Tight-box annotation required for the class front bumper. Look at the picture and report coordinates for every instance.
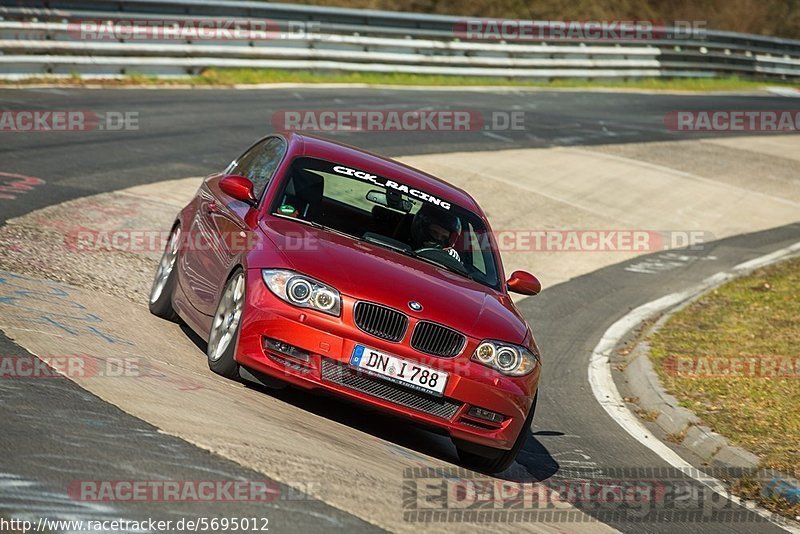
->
[235,269,540,450]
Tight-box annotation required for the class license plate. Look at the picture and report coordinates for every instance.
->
[350,345,448,397]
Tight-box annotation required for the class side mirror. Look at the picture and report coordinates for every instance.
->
[219,175,257,206]
[507,270,541,296]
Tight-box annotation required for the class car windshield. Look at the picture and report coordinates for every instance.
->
[270,156,501,289]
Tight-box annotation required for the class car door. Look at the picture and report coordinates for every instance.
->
[181,136,287,316]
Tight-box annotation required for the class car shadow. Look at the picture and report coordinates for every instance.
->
[503,431,561,481]
[242,369,561,481]
[242,377,464,461]
[180,323,206,352]
[177,325,562,481]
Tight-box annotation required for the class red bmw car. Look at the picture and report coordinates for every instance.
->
[149,133,542,472]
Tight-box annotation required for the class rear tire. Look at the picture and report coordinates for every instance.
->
[455,392,537,473]
[148,224,181,322]
[206,268,245,380]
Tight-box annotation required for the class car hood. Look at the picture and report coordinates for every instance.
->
[258,218,529,344]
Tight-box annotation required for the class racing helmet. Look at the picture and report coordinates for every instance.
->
[410,204,462,249]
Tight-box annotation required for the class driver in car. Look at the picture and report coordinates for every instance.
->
[410,204,462,261]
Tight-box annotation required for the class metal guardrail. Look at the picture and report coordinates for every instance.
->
[0,0,798,80]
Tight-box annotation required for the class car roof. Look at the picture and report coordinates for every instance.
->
[286,132,483,214]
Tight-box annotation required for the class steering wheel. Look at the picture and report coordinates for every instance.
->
[413,247,468,275]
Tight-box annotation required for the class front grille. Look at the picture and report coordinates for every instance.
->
[353,301,408,342]
[321,359,461,420]
[411,321,466,358]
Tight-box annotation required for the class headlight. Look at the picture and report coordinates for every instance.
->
[471,340,538,376]
[287,278,312,303]
[262,269,341,317]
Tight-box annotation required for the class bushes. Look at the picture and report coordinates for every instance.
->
[283,0,800,39]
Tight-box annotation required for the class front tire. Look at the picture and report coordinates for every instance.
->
[455,392,538,473]
[149,224,181,322]
[206,268,245,380]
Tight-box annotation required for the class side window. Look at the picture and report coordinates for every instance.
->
[228,137,286,202]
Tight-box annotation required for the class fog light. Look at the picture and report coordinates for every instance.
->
[467,406,505,424]
[263,337,310,363]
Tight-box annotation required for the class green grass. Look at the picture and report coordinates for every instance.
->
[194,69,787,91]
[3,69,798,92]
[649,256,800,516]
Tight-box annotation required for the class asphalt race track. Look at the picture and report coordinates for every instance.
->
[1,87,799,533]
[3,87,795,222]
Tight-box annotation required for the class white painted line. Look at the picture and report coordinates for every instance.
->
[733,242,800,273]
[588,240,800,533]
[482,131,515,143]
[0,79,783,97]
[766,86,800,98]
